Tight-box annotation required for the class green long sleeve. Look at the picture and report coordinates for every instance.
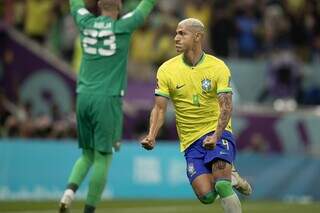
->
[69,0,85,12]
[136,0,157,19]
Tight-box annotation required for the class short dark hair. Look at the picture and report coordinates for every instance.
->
[98,0,121,11]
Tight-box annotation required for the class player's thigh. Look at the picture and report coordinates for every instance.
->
[76,94,94,146]
[92,96,120,153]
[111,96,123,142]
[212,159,232,182]
[206,136,236,182]
[186,158,213,197]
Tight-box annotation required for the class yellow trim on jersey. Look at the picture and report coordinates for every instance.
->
[155,53,233,152]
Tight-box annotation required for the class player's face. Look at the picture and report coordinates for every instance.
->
[174,25,195,53]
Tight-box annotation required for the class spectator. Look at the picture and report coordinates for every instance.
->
[246,133,269,153]
[184,0,211,28]
[209,0,235,57]
[152,16,178,66]
[263,4,290,53]
[130,22,156,64]
[234,0,261,58]
[284,0,311,61]
[258,49,303,105]
[0,91,12,136]
[24,0,55,44]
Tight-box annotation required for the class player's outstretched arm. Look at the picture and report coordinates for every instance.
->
[69,0,85,13]
[69,0,94,29]
[140,96,168,150]
[116,0,156,33]
[136,0,157,19]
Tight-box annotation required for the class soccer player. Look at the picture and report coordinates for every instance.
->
[59,0,156,212]
[140,18,251,213]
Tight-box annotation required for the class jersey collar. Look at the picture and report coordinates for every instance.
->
[182,52,205,68]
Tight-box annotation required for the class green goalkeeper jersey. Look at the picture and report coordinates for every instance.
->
[70,0,156,96]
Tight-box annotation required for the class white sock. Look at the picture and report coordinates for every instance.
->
[60,189,75,206]
[220,193,242,213]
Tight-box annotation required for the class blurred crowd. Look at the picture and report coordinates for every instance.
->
[1,0,320,63]
[0,90,77,138]
[1,0,320,139]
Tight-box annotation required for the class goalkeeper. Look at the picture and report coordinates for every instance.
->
[59,0,157,212]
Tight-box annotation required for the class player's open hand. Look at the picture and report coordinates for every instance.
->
[140,135,155,150]
[203,134,217,150]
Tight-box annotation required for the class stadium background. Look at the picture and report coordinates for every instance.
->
[1,0,320,212]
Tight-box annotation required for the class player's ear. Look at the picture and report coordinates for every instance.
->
[198,32,205,42]
[195,32,201,42]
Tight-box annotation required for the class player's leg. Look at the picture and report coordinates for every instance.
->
[212,159,241,213]
[59,149,94,211]
[84,151,112,213]
[185,142,218,204]
[207,133,241,213]
[82,96,118,213]
[191,173,218,204]
[59,94,94,212]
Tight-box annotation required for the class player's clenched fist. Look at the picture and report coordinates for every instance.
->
[203,134,217,150]
[140,136,155,150]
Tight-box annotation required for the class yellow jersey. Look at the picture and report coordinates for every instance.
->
[155,53,233,152]
[24,0,54,36]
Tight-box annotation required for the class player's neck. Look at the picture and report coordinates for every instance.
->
[101,10,119,19]
[183,48,204,67]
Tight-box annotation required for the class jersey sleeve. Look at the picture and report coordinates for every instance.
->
[69,0,95,30]
[216,63,233,94]
[155,68,170,98]
[115,0,156,33]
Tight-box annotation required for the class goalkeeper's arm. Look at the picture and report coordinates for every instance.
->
[69,0,85,13]
[135,0,156,19]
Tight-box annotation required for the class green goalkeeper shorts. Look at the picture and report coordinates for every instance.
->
[76,93,123,153]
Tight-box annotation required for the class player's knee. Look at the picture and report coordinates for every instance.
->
[198,191,215,205]
[215,180,234,198]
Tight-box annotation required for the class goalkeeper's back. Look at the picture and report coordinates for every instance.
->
[69,0,156,96]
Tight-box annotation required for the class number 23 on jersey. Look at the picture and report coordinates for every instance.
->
[82,29,116,56]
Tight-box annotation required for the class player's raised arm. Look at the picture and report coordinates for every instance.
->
[140,96,168,150]
[69,0,94,29]
[69,0,84,12]
[116,0,156,32]
[135,0,157,19]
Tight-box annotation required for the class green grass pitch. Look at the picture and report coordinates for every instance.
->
[1,199,320,213]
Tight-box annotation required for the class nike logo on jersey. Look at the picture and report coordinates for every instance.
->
[176,84,186,89]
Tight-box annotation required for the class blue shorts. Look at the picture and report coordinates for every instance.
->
[184,131,236,184]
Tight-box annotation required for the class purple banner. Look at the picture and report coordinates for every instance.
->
[0,24,76,116]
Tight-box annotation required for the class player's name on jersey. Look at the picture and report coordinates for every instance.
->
[94,22,112,29]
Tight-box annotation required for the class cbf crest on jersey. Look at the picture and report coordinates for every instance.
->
[201,78,212,92]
